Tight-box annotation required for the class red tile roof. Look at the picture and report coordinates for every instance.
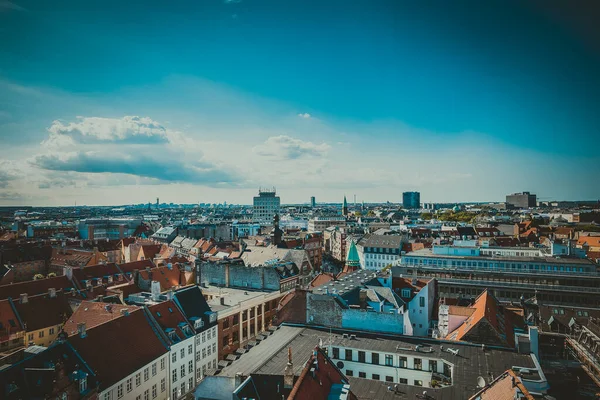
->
[148,301,194,343]
[68,308,168,391]
[117,259,155,274]
[468,370,534,400]
[0,299,23,338]
[0,275,72,301]
[309,273,334,288]
[12,290,72,332]
[139,265,184,291]
[63,301,140,336]
[139,244,162,260]
[288,346,350,400]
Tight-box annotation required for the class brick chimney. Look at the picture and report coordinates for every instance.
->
[284,347,294,389]
[19,293,28,304]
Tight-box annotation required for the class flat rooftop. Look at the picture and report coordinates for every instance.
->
[202,284,278,312]
[219,325,539,399]
[406,248,596,265]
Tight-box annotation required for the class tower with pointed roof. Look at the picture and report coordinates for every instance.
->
[343,239,361,272]
[342,195,348,216]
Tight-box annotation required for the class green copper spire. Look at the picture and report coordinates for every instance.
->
[346,240,360,268]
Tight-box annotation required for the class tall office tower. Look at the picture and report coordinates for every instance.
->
[402,191,421,209]
[310,196,316,208]
[253,188,281,225]
[506,192,537,208]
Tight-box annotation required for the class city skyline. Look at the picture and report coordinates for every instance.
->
[1,1,600,206]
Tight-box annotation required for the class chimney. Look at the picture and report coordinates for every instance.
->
[220,297,226,306]
[85,280,93,290]
[359,289,367,306]
[234,372,244,388]
[284,347,294,389]
[19,293,28,304]
[77,322,87,338]
[48,288,56,298]
[225,264,230,288]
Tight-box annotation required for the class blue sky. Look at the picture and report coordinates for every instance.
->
[0,0,599,205]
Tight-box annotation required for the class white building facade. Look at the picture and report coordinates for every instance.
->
[100,355,169,400]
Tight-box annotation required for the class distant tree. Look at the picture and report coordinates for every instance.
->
[367,210,376,217]
[420,212,433,220]
[354,211,362,217]
[47,272,57,278]
[33,274,45,280]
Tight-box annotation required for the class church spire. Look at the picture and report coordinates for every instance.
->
[342,195,348,216]
[343,240,361,272]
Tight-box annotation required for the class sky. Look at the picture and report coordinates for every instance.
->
[1,0,599,206]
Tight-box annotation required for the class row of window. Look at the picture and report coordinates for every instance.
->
[404,257,588,273]
[344,370,422,386]
[365,247,400,254]
[331,348,447,374]
[27,326,57,342]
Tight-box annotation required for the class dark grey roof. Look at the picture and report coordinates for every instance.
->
[358,234,405,249]
[173,286,216,332]
[220,325,538,400]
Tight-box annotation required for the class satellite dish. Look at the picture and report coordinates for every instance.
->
[477,376,486,388]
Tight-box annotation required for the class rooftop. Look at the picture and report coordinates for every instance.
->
[219,325,539,399]
[202,284,278,313]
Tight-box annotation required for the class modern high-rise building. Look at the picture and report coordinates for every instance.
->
[253,188,280,225]
[402,191,421,209]
[506,192,537,208]
[310,196,316,208]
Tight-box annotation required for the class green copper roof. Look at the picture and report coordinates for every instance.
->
[346,240,360,267]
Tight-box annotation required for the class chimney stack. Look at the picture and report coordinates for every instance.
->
[19,293,28,304]
[77,322,87,338]
[284,347,294,389]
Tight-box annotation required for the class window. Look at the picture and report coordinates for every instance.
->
[126,378,132,392]
[161,378,166,392]
[332,347,339,359]
[152,384,157,399]
[419,297,425,307]
[189,360,193,374]
[372,353,379,365]
[414,358,422,370]
[223,335,229,348]
[152,363,157,376]
[104,393,111,400]
[144,389,149,400]
[202,348,206,359]
[39,331,45,338]
[117,384,123,398]
[213,360,216,369]
[358,351,365,363]
[372,374,380,380]
[399,356,407,368]
[188,344,193,355]
[181,364,186,378]
[172,388,178,400]
[212,343,216,353]
[172,352,177,363]
[345,349,352,361]
[180,348,185,358]
[136,373,141,387]
[49,327,55,335]
[188,377,194,391]
[28,333,34,341]
[172,369,177,383]
[180,383,185,395]
[136,396,141,400]
[144,368,149,381]
[414,380,423,387]
[399,378,408,384]
[385,355,393,366]
[429,360,436,372]
[346,370,353,377]
[161,358,165,370]
[358,372,366,378]
[223,318,230,329]
[207,346,211,356]
[386,376,394,382]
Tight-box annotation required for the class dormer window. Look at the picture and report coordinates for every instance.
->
[79,376,87,393]
[401,289,411,298]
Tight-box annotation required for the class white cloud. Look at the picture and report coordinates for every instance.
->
[47,116,168,143]
[297,113,311,119]
[253,135,330,159]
